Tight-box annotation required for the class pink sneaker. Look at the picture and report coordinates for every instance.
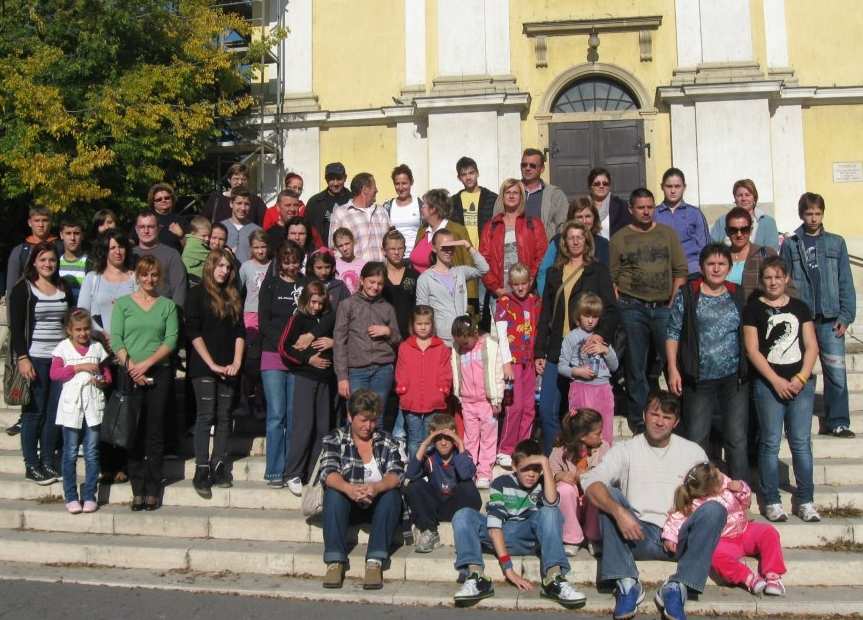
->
[82,500,98,513]
[65,501,82,514]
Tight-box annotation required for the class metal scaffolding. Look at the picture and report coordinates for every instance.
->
[213,0,286,202]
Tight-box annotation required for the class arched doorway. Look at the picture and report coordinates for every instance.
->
[539,66,652,203]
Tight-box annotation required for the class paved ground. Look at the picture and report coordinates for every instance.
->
[0,579,829,620]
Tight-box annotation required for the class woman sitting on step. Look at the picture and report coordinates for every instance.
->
[317,389,405,591]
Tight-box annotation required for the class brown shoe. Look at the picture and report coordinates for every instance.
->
[363,560,383,590]
[323,562,345,589]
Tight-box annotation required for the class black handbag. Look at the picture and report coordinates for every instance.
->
[4,284,33,407]
[99,364,139,449]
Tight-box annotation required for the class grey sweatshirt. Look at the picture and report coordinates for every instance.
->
[133,243,188,307]
[415,247,489,345]
[557,327,619,385]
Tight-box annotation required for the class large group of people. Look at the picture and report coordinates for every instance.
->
[2,149,857,617]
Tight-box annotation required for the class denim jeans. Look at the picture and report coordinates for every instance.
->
[261,370,296,481]
[392,409,406,441]
[619,298,670,433]
[682,375,750,481]
[21,357,62,469]
[753,377,815,505]
[403,410,430,457]
[452,506,570,578]
[814,319,850,431]
[61,421,100,502]
[322,487,402,564]
[537,362,568,454]
[598,487,726,592]
[348,363,394,408]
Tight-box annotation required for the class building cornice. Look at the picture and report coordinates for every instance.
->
[522,15,663,37]
[659,82,863,105]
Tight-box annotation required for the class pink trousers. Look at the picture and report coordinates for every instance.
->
[498,363,536,455]
[462,400,498,479]
[568,381,615,444]
[711,522,786,585]
[557,482,600,544]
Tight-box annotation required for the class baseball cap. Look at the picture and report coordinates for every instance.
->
[324,162,347,179]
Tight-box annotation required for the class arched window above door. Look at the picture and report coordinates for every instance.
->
[551,77,640,113]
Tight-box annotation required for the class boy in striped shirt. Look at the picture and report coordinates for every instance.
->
[451,439,587,608]
[58,220,87,305]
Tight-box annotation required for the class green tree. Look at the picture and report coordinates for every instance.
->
[0,0,279,224]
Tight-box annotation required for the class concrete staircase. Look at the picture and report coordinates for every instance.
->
[0,353,862,614]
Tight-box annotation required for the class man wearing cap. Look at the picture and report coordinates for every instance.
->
[305,162,352,245]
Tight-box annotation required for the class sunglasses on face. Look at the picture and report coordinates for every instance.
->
[591,181,610,187]
[726,226,752,235]
[520,162,539,169]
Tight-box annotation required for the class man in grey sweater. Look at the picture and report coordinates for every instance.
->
[132,210,188,307]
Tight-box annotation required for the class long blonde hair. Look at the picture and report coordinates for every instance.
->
[554,221,595,269]
[202,249,242,322]
[673,462,722,515]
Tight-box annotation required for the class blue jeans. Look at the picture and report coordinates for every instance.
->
[452,506,570,578]
[392,409,406,441]
[537,362,568,454]
[61,421,100,502]
[814,319,850,431]
[753,377,815,504]
[322,487,402,563]
[348,363,394,408]
[21,357,62,469]
[403,410,430,457]
[598,488,725,592]
[619,298,670,433]
[261,370,296,481]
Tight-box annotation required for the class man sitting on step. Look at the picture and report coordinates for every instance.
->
[582,391,727,620]
[451,439,587,609]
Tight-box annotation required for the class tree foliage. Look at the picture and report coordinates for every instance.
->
[0,0,279,223]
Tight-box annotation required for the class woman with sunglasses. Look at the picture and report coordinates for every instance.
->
[724,207,779,299]
[587,167,631,240]
[710,179,779,251]
[143,183,186,252]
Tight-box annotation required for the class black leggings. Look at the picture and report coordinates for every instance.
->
[284,374,330,483]
[128,364,172,497]
[192,376,237,467]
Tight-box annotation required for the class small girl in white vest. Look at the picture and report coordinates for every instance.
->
[50,308,112,514]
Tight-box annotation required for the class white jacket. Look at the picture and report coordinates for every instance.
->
[52,339,109,429]
[450,333,506,407]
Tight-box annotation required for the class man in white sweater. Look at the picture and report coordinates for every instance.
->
[582,391,727,620]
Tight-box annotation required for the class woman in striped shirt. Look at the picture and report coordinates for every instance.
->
[8,241,74,485]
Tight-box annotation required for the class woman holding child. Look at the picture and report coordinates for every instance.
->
[534,222,618,453]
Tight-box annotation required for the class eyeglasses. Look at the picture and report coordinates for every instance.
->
[520,162,539,169]
[726,226,752,236]
[153,195,172,202]
[591,181,610,187]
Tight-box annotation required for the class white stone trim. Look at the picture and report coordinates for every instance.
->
[396,120,429,193]
[282,0,313,94]
[769,104,806,234]
[283,126,321,196]
[763,0,790,69]
[484,0,510,76]
[404,0,427,88]
[660,83,863,105]
[437,0,486,77]
[669,103,701,205]
[698,0,753,64]
[537,63,655,114]
[674,0,702,68]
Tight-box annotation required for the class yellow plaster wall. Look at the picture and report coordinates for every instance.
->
[802,105,863,236]
[312,0,405,110]
[786,1,863,86]
[509,0,676,189]
[318,125,397,193]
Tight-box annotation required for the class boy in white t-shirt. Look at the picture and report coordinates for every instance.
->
[581,391,727,620]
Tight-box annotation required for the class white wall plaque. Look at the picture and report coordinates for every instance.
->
[833,162,863,183]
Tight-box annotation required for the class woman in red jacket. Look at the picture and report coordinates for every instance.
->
[394,305,453,456]
[479,179,548,301]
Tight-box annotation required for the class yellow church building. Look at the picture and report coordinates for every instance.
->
[249,0,863,257]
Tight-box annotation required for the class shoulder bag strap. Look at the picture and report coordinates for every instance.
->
[550,266,583,328]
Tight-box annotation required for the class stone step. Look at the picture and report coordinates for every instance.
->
[0,528,859,586]
[2,562,862,617]
[0,498,857,549]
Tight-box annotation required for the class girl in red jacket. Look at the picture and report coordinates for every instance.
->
[395,305,453,456]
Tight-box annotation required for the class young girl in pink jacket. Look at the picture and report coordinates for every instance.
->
[663,463,787,596]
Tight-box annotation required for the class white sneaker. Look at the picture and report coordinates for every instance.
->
[496,454,512,468]
[476,478,491,489]
[795,502,821,522]
[286,477,303,496]
[764,577,786,596]
[563,544,580,557]
[764,503,788,522]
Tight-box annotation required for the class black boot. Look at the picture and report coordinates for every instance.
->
[192,465,212,499]
[212,461,233,488]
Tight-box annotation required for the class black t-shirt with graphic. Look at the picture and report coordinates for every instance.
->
[802,233,821,315]
[743,296,813,380]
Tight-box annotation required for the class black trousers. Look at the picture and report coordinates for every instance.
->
[404,479,482,531]
[128,364,172,497]
[285,374,331,483]
[192,376,237,466]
